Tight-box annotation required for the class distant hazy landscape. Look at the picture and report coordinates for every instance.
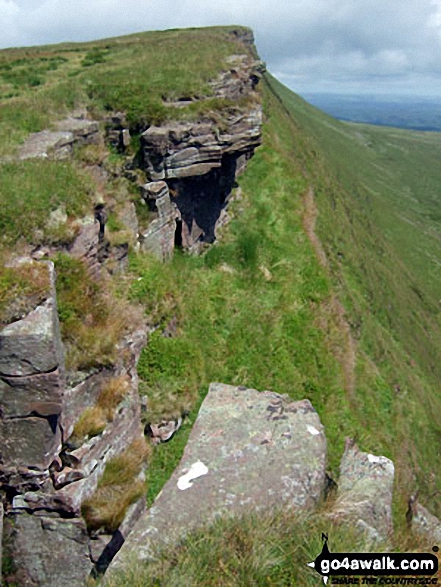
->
[301,92,441,132]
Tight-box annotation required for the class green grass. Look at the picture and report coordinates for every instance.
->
[0,261,51,325]
[263,75,441,516]
[0,159,93,245]
[54,254,135,371]
[104,506,435,587]
[0,26,254,157]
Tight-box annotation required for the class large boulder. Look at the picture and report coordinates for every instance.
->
[330,441,395,542]
[108,382,327,573]
[5,513,93,587]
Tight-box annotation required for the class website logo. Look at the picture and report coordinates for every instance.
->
[308,534,439,585]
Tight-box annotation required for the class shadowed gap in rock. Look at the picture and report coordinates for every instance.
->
[168,153,239,248]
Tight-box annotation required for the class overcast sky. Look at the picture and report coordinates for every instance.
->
[1,0,441,96]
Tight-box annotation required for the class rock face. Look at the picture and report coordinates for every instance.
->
[6,513,93,587]
[141,108,262,181]
[137,55,264,253]
[139,181,180,260]
[108,383,327,572]
[0,261,147,586]
[329,441,395,542]
[19,116,99,160]
[0,261,64,472]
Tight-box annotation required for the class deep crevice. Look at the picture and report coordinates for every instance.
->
[166,153,239,249]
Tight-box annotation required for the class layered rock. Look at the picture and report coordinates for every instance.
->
[137,55,264,253]
[141,108,262,181]
[0,261,147,585]
[139,181,179,260]
[108,383,327,572]
[0,260,64,474]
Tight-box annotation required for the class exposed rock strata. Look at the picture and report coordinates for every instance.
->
[0,261,147,585]
[0,260,64,473]
[141,108,262,181]
[135,55,264,253]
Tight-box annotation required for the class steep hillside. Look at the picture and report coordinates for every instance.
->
[264,76,441,498]
[133,73,441,516]
[0,25,440,586]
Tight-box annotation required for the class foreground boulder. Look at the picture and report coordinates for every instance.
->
[107,382,327,573]
[329,440,394,542]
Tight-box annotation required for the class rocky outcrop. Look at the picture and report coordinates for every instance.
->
[139,181,179,260]
[141,108,262,181]
[108,383,327,572]
[328,440,394,542]
[135,55,264,253]
[0,260,147,586]
[0,260,64,474]
[19,116,99,161]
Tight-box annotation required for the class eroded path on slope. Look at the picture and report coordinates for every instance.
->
[302,187,357,400]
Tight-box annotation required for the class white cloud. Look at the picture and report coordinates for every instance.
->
[0,0,441,94]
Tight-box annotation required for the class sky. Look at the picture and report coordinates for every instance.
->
[1,0,441,96]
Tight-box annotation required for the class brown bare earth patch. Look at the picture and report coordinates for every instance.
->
[303,187,357,399]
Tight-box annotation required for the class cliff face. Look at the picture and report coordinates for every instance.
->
[0,260,146,586]
[117,52,264,255]
[0,30,265,587]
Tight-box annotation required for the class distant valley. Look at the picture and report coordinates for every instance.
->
[301,92,441,132]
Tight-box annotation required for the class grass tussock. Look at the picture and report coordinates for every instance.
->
[105,507,434,587]
[54,253,140,371]
[81,438,151,533]
[0,160,93,246]
[0,260,51,326]
[71,375,131,442]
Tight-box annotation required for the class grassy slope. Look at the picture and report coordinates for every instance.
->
[0,26,251,155]
[0,26,251,246]
[265,75,441,510]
